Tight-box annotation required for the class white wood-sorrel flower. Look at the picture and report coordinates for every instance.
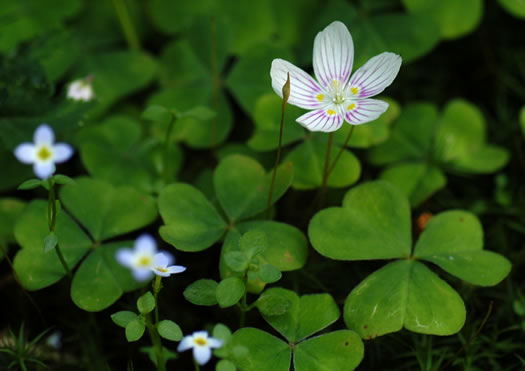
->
[14,124,74,179]
[116,234,164,281]
[270,21,402,132]
[150,252,186,277]
[67,76,94,102]
[177,331,223,365]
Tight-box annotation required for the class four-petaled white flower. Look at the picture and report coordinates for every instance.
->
[116,234,164,281]
[150,252,186,277]
[14,124,74,179]
[270,21,402,132]
[177,331,223,365]
[67,76,94,102]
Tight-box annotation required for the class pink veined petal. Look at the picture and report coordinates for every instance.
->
[193,345,212,365]
[313,21,354,90]
[167,265,186,274]
[347,52,402,99]
[296,106,344,133]
[132,268,153,282]
[177,336,194,352]
[344,99,389,126]
[270,59,325,110]
[14,143,36,164]
[115,248,134,267]
[53,143,74,163]
[207,337,223,349]
[34,124,55,145]
[135,234,157,254]
[33,162,55,179]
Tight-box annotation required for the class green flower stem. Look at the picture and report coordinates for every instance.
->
[266,72,290,219]
[162,115,176,182]
[210,16,219,151]
[111,0,141,50]
[48,178,72,279]
[326,125,355,178]
[318,132,335,207]
[194,358,201,371]
[145,315,165,371]
[153,275,162,325]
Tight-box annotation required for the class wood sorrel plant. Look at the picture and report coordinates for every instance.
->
[3,5,517,370]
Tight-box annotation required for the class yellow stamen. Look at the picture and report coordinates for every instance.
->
[347,103,356,111]
[156,267,168,273]
[194,337,208,346]
[37,146,52,161]
[138,256,152,267]
[350,87,359,95]
[327,109,336,115]
[316,93,324,102]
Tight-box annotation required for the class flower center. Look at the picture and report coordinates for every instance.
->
[330,80,345,105]
[137,256,152,267]
[194,337,208,346]
[36,146,52,161]
[156,266,168,273]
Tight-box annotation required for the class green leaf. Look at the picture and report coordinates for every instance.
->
[259,288,340,343]
[141,105,172,125]
[180,106,216,120]
[344,260,466,338]
[434,99,509,173]
[248,93,306,151]
[158,183,226,252]
[148,0,214,34]
[60,177,157,242]
[17,179,42,190]
[0,0,82,52]
[229,328,290,371]
[183,279,218,306]
[14,201,91,290]
[285,136,361,189]
[367,103,438,166]
[75,50,157,116]
[0,198,25,246]
[71,242,141,311]
[111,311,138,328]
[499,0,525,19]
[380,163,446,206]
[43,233,58,253]
[52,174,75,185]
[216,359,237,371]
[224,251,250,272]
[157,320,183,341]
[125,318,146,342]
[213,323,232,358]
[214,155,292,221]
[216,277,246,308]
[0,148,34,192]
[309,181,411,260]
[294,330,364,371]
[258,264,282,284]
[403,0,482,39]
[240,230,268,259]
[137,292,156,314]
[414,210,511,286]
[255,292,292,316]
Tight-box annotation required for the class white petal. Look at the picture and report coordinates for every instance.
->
[152,252,169,268]
[296,105,344,132]
[53,143,74,163]
[14,143,36,164]
[34,124,54,145]
[135,234,157,254]
[313,21,354,90]
[193,345,212,365]
[33,162,55,179]
[167,265,186,274]
[344,99,389,125]
[270,59,325,110]
[177,336,194,352]
[115,248,134,267]
[207,337,223,349]
[132,268,153,282]
[347,52,402,99]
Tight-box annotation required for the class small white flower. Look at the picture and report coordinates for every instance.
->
[14,124,74,179]
[116,234,164,281]
[177,331,223,365]
[150,252,186,277]
[46,330,62,349]
[270,21,402,132]
[67,76,94,102]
